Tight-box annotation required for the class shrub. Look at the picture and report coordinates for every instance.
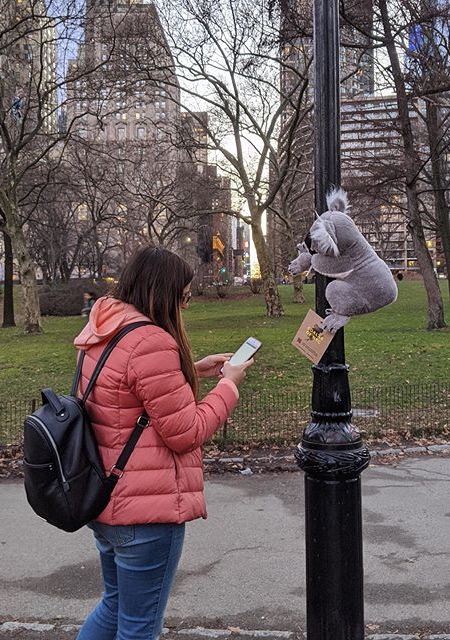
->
[39,280,110,316]
[247,278,263,294]
[213,282,230,298]
[191,277,205,296]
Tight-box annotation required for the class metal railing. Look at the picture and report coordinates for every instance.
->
[1,381,449,448]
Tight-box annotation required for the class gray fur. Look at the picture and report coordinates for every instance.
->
[288,188,398,333]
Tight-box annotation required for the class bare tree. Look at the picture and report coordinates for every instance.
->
[0,0,141,331]
[378,0,445,329]
[410,2,450,297]
[377,0,446,328]
[422,98,450,294]
[340,0,448,327]
[57,0,206,272]
[140,0,315,317]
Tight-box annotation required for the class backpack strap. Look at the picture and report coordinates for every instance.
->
[106,413,151,488]
[71,351,85,396]
[72,320,153,487]
[71,321,152,402]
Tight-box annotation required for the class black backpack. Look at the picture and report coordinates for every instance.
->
[23,321,152,533]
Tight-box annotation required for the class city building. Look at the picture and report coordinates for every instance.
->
[233,221,252,281]
[267,0,376,280]
[65,0,235,280]
[340,95,430,271]
[268,0,448,276]
[179,111,235,285]
[63,0,181,274]
[0,0,58,285]
[0,0,58,140]
[69,0,180,145]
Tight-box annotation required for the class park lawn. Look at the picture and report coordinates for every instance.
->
[0,279,449,406]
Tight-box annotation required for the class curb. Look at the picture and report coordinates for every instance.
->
[1,622,450,639]
[2,443,449,482]
[370,443,450,458]
[203,443,450,472]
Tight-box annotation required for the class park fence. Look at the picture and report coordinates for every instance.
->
[1,381,449,448]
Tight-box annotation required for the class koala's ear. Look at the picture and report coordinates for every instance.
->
[310,218,339,256]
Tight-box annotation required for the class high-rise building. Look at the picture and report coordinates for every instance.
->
[64,1,183,272]
[406,0,450,90]
[179,112,234,284]
[339,0,374,98]
[340,96,429,270]
[68,0,180,146]
[267,0,375,280]
[267,0,314,281]
[0,0,58,139]
[65,1,234,277]
[339,2,447,274]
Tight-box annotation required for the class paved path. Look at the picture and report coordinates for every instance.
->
[1,455,449,638]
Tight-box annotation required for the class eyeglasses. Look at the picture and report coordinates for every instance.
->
[181,291,192,305]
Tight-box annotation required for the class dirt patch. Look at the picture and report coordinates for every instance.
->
[0,445,23,479]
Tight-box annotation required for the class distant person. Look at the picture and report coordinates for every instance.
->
[74,246,254,640]
[81,291,97,317]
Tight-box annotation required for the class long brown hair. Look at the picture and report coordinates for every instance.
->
[112,246,198,399]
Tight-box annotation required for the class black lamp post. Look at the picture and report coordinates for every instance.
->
[295,2,370,639]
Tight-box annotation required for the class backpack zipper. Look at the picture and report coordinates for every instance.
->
[25,415,69,491]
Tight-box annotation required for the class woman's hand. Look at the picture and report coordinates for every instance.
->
[195,353,233,379]
[221,358,254,387]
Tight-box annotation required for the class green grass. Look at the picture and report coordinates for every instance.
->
[0,280,449,406]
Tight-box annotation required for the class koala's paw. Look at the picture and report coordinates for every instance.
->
[322,312,350,333]
[297,241,310,254]
[288,243,312,276]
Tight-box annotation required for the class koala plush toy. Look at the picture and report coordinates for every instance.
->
[288,188,398,333]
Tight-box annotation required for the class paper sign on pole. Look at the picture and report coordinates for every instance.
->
[291,309,335,364]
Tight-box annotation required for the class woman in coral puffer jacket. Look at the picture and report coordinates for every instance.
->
[75,246,253,640]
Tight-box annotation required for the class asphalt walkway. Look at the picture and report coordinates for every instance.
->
[1,454,449,639]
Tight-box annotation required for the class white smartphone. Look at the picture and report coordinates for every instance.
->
[228,337,262,366]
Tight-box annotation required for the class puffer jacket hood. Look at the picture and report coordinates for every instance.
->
[74,296,149,349]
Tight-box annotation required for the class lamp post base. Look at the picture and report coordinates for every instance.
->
[296,362,370,640]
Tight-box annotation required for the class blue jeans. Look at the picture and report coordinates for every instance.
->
[76,522,185,640]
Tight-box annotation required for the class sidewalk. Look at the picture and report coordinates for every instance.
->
[1,454,450,639]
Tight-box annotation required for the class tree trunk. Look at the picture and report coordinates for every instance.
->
[2,231,16,327]
[5,206,42,334]
[406,185,446,329]
[437,202,450,300]
[425,101,450,300]
[251,222,284,317]
[292,275,306,303]
[194,260,211,294]
[438,211,450,300]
